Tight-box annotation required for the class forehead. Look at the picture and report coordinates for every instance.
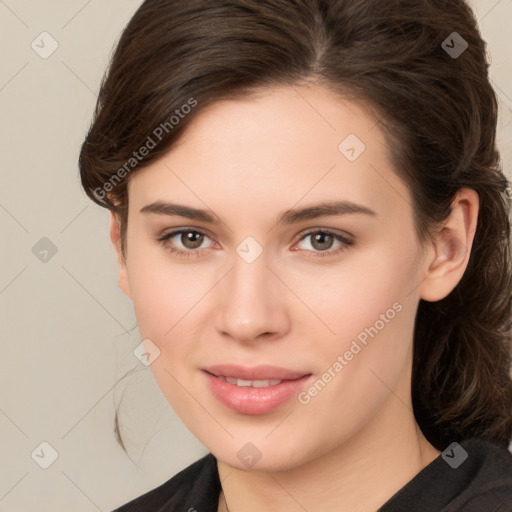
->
[127,85,410,222]
[172,85,382,159]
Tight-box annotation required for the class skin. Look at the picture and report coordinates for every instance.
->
[109,84,479,512]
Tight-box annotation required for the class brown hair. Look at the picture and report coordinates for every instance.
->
[79,0,512,453]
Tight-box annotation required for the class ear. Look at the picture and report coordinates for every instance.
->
[419,188,479,302]
[109,211,131,298]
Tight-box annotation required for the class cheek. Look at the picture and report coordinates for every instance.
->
[289,246,420,406]
[289,268,417,458]
[125,244,210,345]
[286,241,419,346]
[292,242,420,410]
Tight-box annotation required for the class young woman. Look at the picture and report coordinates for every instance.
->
[79,0,512,510]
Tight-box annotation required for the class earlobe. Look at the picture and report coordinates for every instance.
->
[419,188,479,302]
[109,211,132,299]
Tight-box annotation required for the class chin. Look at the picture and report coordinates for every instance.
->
[211,439,315,473]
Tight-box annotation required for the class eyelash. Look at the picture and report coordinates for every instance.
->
[156,228,354,259]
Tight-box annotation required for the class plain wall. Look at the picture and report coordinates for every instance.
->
[0,0,511,510]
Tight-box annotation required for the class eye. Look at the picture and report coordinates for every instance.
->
[293,229,353,258]
[157,228,353,259]
[157,229,215,258]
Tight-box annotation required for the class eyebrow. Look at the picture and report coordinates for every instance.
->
[140,200,377,225]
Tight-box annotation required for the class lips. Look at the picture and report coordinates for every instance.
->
[202,364,313,414]
[203,364,310,381]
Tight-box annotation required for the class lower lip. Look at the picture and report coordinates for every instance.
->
[203,371,313,415]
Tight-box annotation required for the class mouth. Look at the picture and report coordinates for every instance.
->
[202,364,313,414]
[210,375,285,387]
[203,363,311,381]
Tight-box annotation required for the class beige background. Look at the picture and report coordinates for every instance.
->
[0,1,511,510]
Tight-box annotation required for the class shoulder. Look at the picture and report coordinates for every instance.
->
[379,437,512,512]
[111,452,221,512]
[443,438,512,511]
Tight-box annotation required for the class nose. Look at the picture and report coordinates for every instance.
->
[214,247,291,344]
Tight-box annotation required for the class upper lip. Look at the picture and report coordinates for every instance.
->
[203,364,311,381]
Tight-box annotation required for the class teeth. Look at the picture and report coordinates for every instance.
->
[220,376,283,387]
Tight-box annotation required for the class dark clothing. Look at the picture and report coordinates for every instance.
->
[113,437,512,511]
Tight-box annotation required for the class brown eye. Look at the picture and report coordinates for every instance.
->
[157,229,214,258]
[180,231,204,249]
[310,232,335,251]
[294,229,354,258]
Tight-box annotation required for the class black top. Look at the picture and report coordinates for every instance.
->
[112,438,512,511]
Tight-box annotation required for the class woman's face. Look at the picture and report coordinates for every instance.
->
[115,84,434,471]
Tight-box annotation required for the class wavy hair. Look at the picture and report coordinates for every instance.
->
[79,0,512,453]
